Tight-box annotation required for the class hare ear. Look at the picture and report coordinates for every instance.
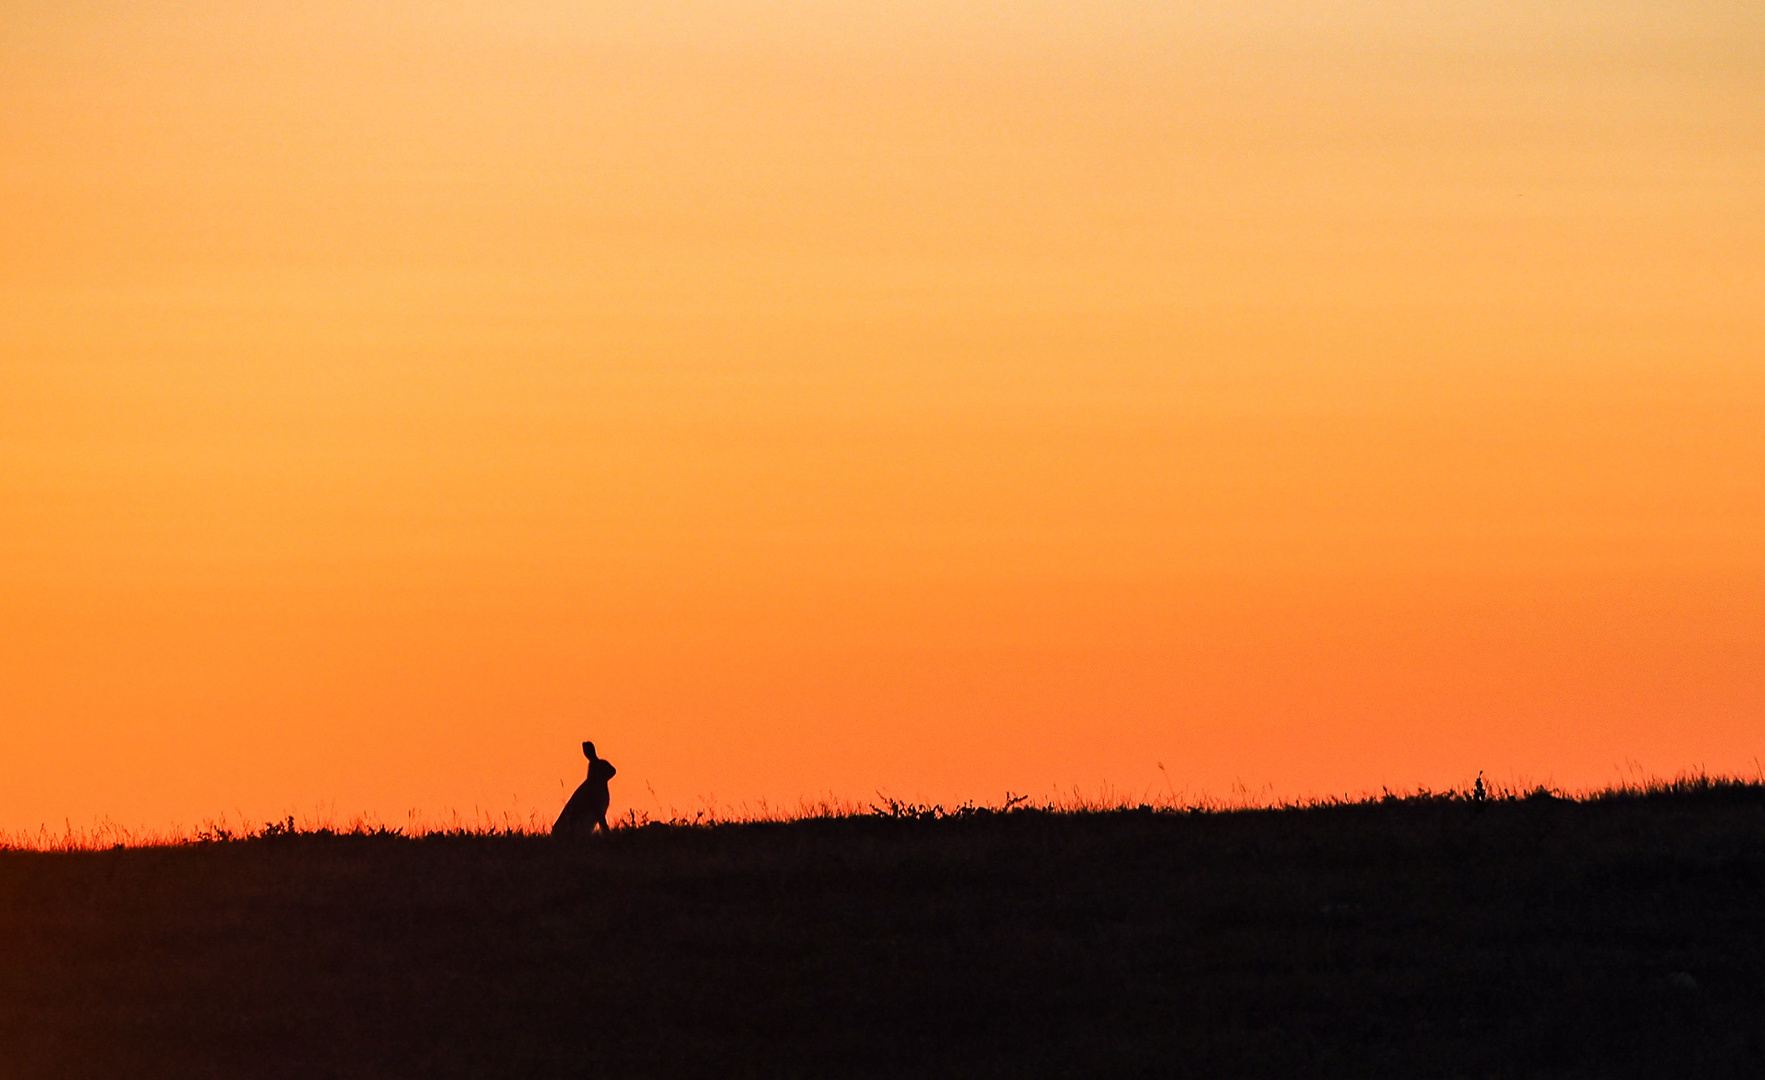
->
[582,741,596,759]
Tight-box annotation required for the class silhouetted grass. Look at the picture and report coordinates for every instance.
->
[16,771,1754,851]
[2,775,1762,1078]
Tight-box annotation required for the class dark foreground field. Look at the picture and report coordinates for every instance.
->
[3,785,1763,1079]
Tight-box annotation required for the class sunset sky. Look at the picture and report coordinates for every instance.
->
[3,0,1761,833]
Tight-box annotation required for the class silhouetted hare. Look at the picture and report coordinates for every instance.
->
[554,741,617,836]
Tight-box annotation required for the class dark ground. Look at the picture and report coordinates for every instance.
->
[2,783,1763,1079]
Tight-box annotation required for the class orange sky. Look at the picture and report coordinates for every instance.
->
[3,0,1762,833]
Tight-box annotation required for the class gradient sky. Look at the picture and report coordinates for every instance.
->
[3,0,1762,833]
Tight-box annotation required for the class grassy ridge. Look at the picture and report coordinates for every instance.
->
[2,780,1762,1078]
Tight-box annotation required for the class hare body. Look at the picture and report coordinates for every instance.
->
[554,741,616,836]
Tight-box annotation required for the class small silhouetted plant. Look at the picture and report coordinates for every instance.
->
[192,821,237,844]
[871,792,1037,821]
[871,796,945,821]
[258,816,297,839]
